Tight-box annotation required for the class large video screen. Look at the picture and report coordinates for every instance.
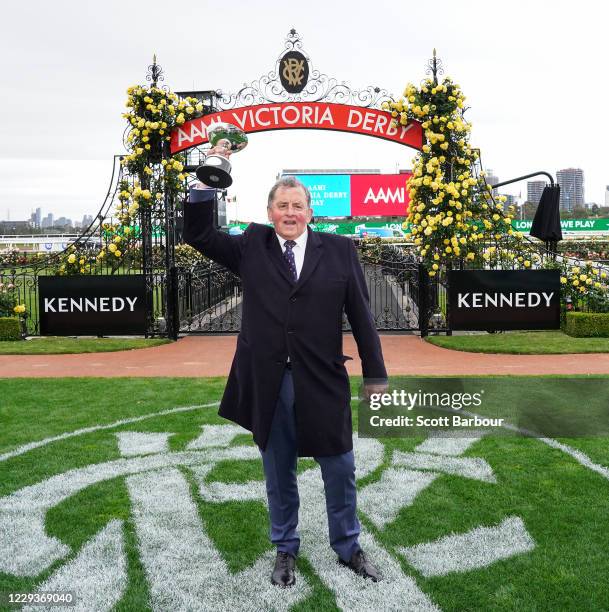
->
[291,173,412,217]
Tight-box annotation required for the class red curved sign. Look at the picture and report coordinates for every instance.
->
[169,102,422,154]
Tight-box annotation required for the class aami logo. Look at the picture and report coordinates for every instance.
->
[363,186,406,205]
[351,173,412,216]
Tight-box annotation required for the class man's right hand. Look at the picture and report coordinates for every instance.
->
[207,144,233,158]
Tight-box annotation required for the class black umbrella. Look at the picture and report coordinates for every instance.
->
[530,185,562,242]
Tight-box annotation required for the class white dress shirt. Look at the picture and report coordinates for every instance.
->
[275,230,308,280]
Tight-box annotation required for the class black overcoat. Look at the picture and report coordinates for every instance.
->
[183,189,387,456]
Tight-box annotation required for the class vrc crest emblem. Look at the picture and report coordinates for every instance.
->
[279,50,309,93]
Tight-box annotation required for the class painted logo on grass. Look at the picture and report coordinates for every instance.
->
[0,426,535,611]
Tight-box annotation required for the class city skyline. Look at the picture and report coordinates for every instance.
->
[1,1,608,224]
[2,163,603,228]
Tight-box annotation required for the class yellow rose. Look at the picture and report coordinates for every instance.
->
[108,243,117,253]
[114,250,122,258]
[68,254,76,264]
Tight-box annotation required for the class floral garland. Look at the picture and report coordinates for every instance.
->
[385,77,526,276]
[382,75,609,309]
[57,83,205,273]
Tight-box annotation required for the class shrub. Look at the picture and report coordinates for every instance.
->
[564,312,609,337]
[0,317,21,341]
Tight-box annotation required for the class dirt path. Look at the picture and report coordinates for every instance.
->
[1,335,609,377]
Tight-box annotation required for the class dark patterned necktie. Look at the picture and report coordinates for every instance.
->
[283,240,298,281]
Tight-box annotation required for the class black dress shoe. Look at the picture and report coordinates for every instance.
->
[271,551,296,587]
[339,549,381,582]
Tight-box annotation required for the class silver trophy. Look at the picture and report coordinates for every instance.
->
[196,122,248,188]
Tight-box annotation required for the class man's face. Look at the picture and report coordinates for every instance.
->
[267,186,312,240]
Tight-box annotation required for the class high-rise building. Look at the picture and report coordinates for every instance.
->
[41,213,54,229]
[82,214,94,227]
[527,180,547,205]
[55,217,72,228]
[35,207,42,228]
[605,186,609,207]
[556,168,584,212]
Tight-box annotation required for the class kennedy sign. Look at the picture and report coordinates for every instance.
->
[448,270,561,331]
[39,275,147,336]
[170,103,423,154]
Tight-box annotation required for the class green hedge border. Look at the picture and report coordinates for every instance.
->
[0,317,22,341]
[564,312,609,337]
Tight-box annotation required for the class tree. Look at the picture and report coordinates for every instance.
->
[571,206,589,219]
[522,202,538,220]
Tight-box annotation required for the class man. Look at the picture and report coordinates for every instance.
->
[184,169,387,588]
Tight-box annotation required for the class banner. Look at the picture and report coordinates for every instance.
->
[39,275,147,336]
[512,218,609,235]
[448,270,561,331]
[350,174,411,216]
[295,174,351,217]
[289,172,412,218]
[170,103,423,153]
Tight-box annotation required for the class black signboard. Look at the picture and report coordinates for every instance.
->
[279,50,309,93]
[448,270,561,331]
[39,275,147,336]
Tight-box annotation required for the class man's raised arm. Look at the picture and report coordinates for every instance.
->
[183,185,245,276]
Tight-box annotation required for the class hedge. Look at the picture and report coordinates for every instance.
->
[564,312,609,337]
[0,317,21,341]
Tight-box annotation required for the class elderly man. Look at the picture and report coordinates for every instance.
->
[184,172,387,587]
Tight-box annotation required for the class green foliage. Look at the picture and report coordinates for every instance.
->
[0,285,17,316]
[0,317,21,341]
[426,330,609,353]
[564,312,609,337]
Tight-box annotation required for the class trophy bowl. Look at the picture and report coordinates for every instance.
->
[196,123,248,188]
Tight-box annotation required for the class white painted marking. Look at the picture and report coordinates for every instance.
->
[398,516,535,577]
[116,432,171,456]
[186,424,248,449]
[353,436,385,479]
[0,512,70,577]
[23,520,127,612]
[393,451,496,483]
[539,437,609,480]
[127,468,311,611]
[415,433,487,456]
[359,468,438,529]
[297,467,440,611]
[0,446,257,576]
[0,402,219,463]
[192,436,440,610]
[192,465,267,503]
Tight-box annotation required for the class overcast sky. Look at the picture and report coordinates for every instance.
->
[1,0,607,224]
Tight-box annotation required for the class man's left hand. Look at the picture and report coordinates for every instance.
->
[362,380,389,400]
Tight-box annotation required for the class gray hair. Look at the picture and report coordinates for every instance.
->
[267,176,311,208]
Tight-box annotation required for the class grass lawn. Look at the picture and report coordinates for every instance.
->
[426,330,609,354]
[1,376,609,611]
[0,337,170,355]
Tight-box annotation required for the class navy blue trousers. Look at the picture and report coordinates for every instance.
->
[260,367,361,561]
